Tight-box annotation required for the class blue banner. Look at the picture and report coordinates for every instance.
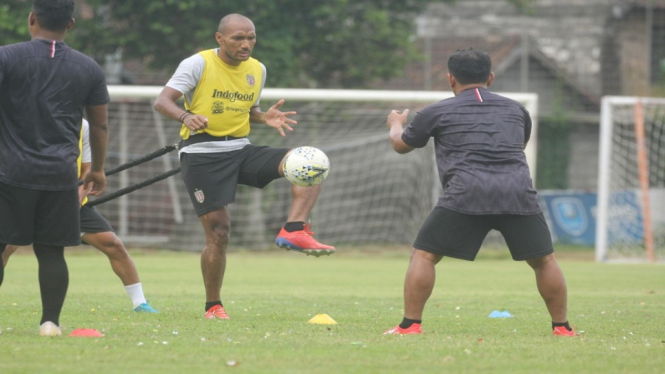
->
[539,192,598,246]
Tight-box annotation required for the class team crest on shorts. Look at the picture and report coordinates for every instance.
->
[194,189,205,203]
[246,74,255,86]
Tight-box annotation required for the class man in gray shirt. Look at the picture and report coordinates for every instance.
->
[383,48,576,337]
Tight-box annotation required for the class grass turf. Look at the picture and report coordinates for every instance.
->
[0,246,663,373]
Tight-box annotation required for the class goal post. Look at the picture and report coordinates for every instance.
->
[102,86,537,250]
[596,96,665,263]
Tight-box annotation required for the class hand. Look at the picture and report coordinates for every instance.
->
[265,99,297,137]
[183,114,208,132]
[386,109,409,129]
[82,170,106,196]
[77,183,92,204]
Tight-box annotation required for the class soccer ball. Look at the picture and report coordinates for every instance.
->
[282,146,330,187]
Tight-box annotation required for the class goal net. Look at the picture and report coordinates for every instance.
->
[596,96,665,262]
[97,86,537,251]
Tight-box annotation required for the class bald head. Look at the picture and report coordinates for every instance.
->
[214,14,257,66]
[218,14,254,35]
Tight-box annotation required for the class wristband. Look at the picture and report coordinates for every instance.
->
[179,112,191,122]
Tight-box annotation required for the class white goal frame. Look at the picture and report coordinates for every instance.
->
[105,86,537,249]
[596,96,665,263]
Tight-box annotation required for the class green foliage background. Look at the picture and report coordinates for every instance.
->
[0,0,534,88]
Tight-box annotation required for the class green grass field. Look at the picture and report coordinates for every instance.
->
[0,246,663,374]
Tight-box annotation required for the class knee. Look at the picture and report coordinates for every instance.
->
[208,224,230,248]
[526,253,555,270]
[201,210,231,250]
[95,235,128,257]
[411,248,443,264]
[3,245,18,256]
[106,236,124,249]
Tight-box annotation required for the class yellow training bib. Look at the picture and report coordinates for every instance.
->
[179,50,264,140]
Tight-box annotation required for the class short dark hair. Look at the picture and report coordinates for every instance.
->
[447,48,492,85]
[32,0,75,32]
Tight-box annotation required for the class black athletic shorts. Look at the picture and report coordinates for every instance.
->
[80,204,114,234]
[0,181,81,246]
[180,145,290,216]
[413,206,554,261]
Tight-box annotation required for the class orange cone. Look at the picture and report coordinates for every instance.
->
[68,328,104,337]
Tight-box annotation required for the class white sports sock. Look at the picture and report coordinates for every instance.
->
[124,283,147,308]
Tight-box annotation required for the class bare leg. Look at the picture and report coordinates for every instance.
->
[403,249,443,320]
[526,253,568,323]
[82,232,140,285]
[278,152,323,222]
[275,153,333,254]
[0,243,6,286]
[199,208,231,302]
[2,244,19,268]
[288,184,322,221]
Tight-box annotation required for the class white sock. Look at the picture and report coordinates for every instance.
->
[124,283,147,308]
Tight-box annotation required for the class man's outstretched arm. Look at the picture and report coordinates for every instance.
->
[386,109,414,154]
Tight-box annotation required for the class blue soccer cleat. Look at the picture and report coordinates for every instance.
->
[134,302,159,313]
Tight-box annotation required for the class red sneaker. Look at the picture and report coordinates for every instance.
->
[204,305,230,320]
[275,223,335,257]
[552,326,578,336]
[383,323,422,335]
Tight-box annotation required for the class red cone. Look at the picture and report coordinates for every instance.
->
[68,328,104,337]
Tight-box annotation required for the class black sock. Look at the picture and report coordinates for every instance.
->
[552,321,571,331]
[284,221,305,232]
[34,244,68,326]
[399,317,422,329]
[205,301,222,311]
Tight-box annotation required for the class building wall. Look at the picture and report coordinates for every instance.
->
[419,0,614,98]
[617,12,653,96]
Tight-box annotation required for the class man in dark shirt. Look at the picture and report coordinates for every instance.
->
[0,0,109,336]
[383,48,576,337]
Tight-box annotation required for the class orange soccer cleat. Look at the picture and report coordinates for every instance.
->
[552,326,578,337]
[204,305,230,320]
[383,323,422,335]
[275,223,335,257]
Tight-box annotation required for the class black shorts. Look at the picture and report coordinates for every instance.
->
[80,204,114,234]
[413,206,554,261]
[0,181,81,246]
[180,145,290,216]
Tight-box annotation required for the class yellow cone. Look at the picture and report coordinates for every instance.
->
[307,313,338,325]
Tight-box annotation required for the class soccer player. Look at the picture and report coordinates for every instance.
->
[2,120,158,314]
[383,48,576,337]
[0,0,109,336]
[153,14,334,320]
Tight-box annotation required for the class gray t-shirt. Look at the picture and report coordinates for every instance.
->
[402,87,541,215]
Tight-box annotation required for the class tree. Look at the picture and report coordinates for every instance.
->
[0,1,30,45]
[1,0,534,88]
[84,0,443,88]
